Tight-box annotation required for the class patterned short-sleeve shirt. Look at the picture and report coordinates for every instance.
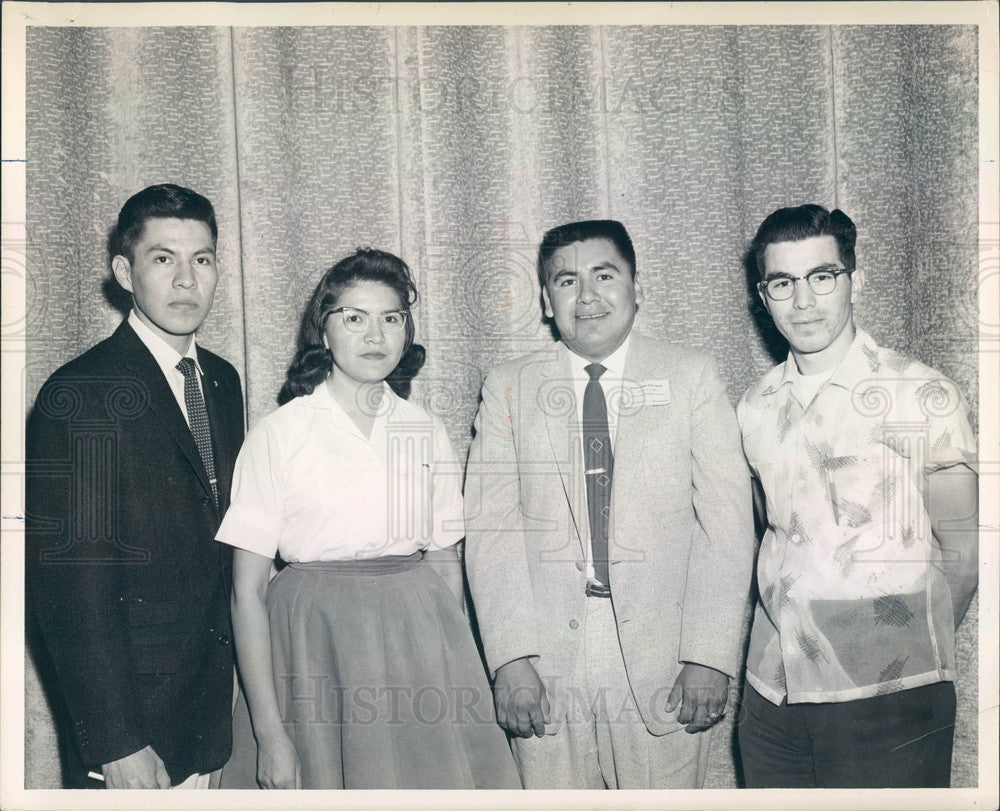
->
[737,328,976,704]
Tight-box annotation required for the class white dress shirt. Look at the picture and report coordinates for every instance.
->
[217,381,465,562]
[128,309,203,427]
[563,333,632,582]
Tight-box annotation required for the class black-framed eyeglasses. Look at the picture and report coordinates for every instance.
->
[758,268,854,302]
[327,307,409,334]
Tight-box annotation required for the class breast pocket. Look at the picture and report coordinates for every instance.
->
[826,435,910,533]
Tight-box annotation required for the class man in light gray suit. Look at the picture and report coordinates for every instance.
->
[465,220,755,788]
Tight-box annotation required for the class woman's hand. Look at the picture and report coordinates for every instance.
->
[232,549,301,787]
[256,730,301,789]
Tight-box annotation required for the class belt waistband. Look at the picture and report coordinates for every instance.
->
[585,581,612,598]
[286,551,422,575]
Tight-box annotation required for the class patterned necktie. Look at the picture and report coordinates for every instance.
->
[583,362,613,587]
[176,357,218,506]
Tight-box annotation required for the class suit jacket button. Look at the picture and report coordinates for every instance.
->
[219,635,230,645]
[575,562,585,572]
[569,619,579,630]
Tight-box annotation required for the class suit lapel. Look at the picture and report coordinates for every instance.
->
[199,348,236,515]
[614,335,649,487]
[114,322,215,503]
[537,346,588,560]
[612,333,672,547]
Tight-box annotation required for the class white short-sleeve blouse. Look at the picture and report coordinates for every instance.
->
[216,382,465,562]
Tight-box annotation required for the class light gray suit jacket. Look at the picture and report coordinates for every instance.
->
[465,332,755,736]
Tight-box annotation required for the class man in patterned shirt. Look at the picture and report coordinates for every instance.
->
[736,204,978,787]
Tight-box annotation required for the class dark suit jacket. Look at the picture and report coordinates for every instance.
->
[26,320,244,784]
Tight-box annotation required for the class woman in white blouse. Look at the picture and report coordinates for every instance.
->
[217,249,520,789]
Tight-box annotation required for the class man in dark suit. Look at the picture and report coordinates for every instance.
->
[26,184,245,789]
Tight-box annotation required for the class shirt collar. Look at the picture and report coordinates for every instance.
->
[563,332,632,380]
[827,327,881,390]
[299,378,398,418]
[762,326,875,397]
[128,309,201,376]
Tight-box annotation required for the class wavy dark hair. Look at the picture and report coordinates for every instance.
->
[748,204,857,282]
[537,220,636,287]
[112,183,217,262]
[278,248,426,404]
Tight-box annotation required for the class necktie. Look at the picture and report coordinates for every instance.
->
[176,357,218,506]
[583,363,612,587]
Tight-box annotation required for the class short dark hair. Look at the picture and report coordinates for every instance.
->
[113,184,218,262]
[537,220,636,287]
[278,248,426,404]
[749,204,857,281]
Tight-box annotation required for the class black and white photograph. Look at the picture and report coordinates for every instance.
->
[2,2,997,808]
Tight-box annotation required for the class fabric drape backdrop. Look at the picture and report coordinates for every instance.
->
[24,25,979,788]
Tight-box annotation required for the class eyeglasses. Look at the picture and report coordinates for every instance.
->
[758,267,854,302]
[327,307,409,334]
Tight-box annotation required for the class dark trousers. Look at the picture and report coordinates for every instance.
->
[738,681,956,788]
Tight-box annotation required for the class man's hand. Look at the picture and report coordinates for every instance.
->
[256,730,301,789]
[102,744,171,789]
[665,663,730,733]
[494,657,549,738]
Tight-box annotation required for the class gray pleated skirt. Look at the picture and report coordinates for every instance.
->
[221,552,520,789]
